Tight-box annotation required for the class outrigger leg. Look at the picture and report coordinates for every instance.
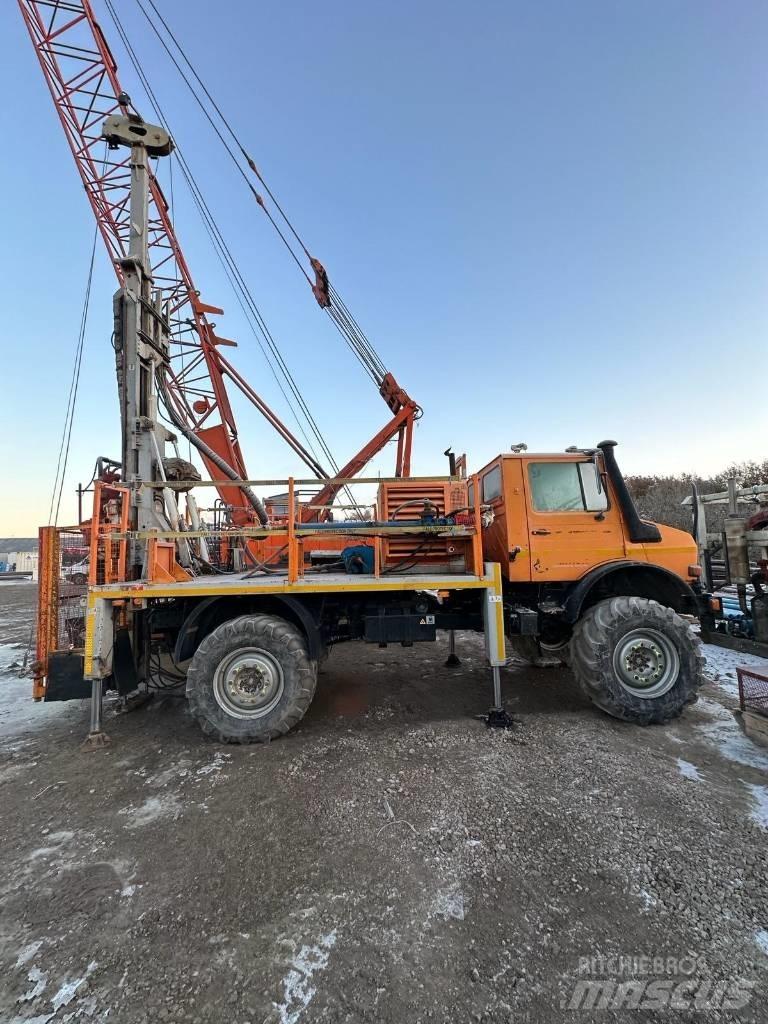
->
[485,664,513,729]
[481,563,513,728]
[444,629,461,667]
[81,679,111,750]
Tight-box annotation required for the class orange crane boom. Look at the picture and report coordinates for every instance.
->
[18,0,419,523]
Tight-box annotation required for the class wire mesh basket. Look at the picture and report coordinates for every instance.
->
[737,666,768,718]
[57,529,89,649]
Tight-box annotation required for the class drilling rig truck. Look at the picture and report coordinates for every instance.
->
[22,0,711,747]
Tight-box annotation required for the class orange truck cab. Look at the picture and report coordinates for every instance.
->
[478,440,698,586]
[474,441,706,724]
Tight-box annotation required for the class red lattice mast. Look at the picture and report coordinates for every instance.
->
[17,0,325,520]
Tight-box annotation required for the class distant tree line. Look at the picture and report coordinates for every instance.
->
[625,460,768,534]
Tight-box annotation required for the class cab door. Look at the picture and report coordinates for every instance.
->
[523,458,626,581]
[476,458,531,582]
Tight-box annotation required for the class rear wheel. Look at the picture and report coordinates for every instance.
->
[571,597,703,724]
[186,614,317,743]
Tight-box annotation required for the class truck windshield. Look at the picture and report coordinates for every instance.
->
[528,462,608,513]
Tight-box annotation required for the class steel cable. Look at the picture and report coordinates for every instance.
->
[48,226,98,526]
[132,0,390,391]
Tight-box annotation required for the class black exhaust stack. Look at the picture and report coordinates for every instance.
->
[597,440,661,543]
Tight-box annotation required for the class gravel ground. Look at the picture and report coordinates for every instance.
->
[0,580,767,1023]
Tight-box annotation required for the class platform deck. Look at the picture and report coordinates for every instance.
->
[89,569,496,601]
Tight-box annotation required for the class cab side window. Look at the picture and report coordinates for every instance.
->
[481,465,502,502]
[528,462,607,513]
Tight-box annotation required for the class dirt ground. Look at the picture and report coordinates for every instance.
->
[1,580,767,1024]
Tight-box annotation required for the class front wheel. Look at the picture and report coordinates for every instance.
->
[570,597,703,724]
[186,614,317,743]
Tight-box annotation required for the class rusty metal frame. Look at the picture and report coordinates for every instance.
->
[470,473,483,576]
[100,473,485,585]
[88,480,130,585]
[34,526,61,700]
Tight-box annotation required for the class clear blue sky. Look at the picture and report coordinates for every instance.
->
[1,0,766,534]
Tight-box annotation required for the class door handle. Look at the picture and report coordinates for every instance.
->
[531,529,551,536]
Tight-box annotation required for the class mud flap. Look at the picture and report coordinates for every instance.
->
[44,630,136,701]
[44,651,90,701]
[113,628,139,696]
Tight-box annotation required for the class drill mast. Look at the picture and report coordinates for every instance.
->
[18,0,420,523]
[103,113,179,570]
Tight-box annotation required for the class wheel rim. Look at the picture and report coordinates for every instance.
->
[213,647,284,720]
[612,628,680,699]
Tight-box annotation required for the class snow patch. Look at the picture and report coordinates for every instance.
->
[743,783,768,830]
[146,763,190,788]
[29,847,59,861]
[755,930,768,956]
[431,888,466,921]
[638,889,657,911]
[51,961,97,1011]
[0,674,80,745]
[15,941,43,967]
[0,762,26,784]
[702,642,768,699]
[195,751,231,778]
[274,930,337,1024]
[28,832,76,865]
[5,1015,53,1024]
[676,758,704,782]
[119,794,180,828]
[695,697,768,772]
[47,830,75,844]
[19,966,47,1003]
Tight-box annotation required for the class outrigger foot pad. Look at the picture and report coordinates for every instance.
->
[485,707,514,729]
[444,653,461,667]
[81,731,111,751]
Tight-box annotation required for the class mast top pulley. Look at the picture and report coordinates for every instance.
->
[102,113,173,157]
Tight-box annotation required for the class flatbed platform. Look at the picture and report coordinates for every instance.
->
[84,564,507,687]
[89,569,497,601]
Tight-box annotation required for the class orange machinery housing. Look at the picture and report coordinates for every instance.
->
[242,475,471,574]
[377,478,470,572]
